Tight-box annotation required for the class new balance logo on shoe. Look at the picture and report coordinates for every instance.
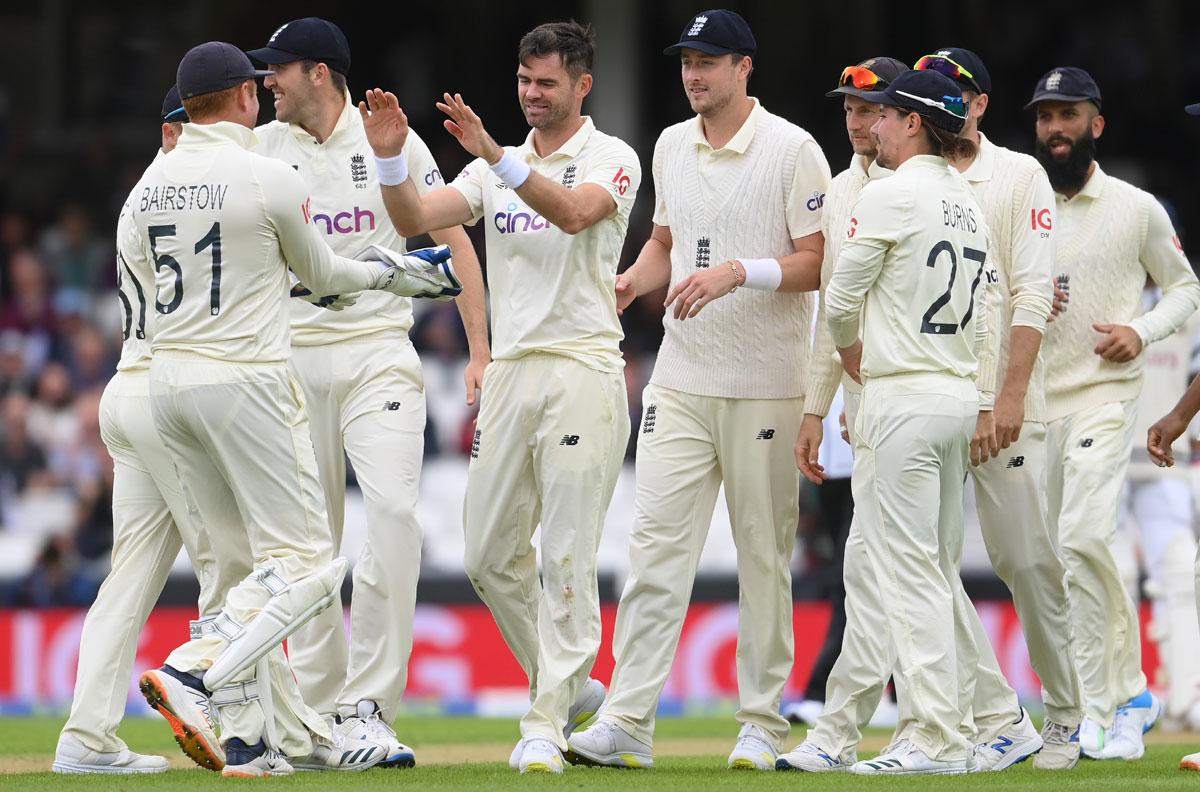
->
[1006,456,1024,468]
[471,429,481,459]
[382,401,401,411]
[642,405,657,434]
[990,735,1013,754]
[756,429,775,440]
[559,435,580,446]
[1080,438,1094,448]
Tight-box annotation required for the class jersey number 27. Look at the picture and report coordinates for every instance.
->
[920,240,987,336]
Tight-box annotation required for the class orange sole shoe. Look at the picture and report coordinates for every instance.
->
[138,671,224,771]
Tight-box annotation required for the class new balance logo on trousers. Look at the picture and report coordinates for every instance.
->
[756,429,775,440]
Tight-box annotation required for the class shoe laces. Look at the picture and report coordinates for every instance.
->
[735,724,774,753]
[524,737,560,757]
[360,709,398,744]
[1041,720,1074,745]
[884,738,918,758]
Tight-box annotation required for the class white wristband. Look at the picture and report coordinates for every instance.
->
[374,153,409,186]
[738,258,782,290]
[489,150,531,189]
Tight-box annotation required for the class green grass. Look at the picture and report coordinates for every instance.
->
[2,715,1196,789]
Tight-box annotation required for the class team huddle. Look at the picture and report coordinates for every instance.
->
[45,5,1200,780]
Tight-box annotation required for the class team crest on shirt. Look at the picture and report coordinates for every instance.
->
[561,164,577,188]
[350,154,368,187]
[695,237,711,268]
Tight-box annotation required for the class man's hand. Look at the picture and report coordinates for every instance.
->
[1048,282,1068,322]
[838,410,850,444]
[1093,323,1143,362]
[437,93,504,164]
[464,355,489,406]
[795,414,827,485]
[359,89,409,158]
[993,387,1026,449]
[837,340,863,384]
[615,272,638,316]
[663,262,741,320]
[1148,411,1188,468]
[971,410,1000,466]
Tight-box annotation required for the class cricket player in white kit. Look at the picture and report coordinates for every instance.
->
[359,21,639,774]
[131,42,458,777]
[247,18,489,766]
[1030,66,1200,760]
[569,10,829,772]
[828,69,993,776]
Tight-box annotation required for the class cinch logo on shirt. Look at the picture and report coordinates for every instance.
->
[806,191,825,211]
[494,202,551,234]
[424,168,442,186]
[312,207,376,235]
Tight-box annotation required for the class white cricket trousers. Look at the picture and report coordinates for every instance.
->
[971,422,1083,730]
[1046,400,1146,727]
[852,373,979,762]
[462,353,627,749]
[150,353,335,754]
[287,335,425,722]
[61,370,245,753]
[600,384,803,750]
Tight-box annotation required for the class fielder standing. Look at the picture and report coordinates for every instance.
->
[568,9,829,771]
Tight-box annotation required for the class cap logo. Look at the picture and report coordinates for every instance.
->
[935,50,952,57]
[688,15,708,36]
[268,23,289,44]
[1046,71,1063,91]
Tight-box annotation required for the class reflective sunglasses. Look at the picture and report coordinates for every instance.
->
[914,54,984,94]
[838,65,885,91]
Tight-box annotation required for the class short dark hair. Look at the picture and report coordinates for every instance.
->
[518,21,595,79]
[301,59,347,95]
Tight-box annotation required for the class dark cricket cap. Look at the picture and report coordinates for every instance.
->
[1186,101,1200,116]
[915,47,991,94]
[1025,66,1102,110]
[826,56,908,99]
[177,42,270,100]
[247,17,351,76]
[862,69,968,133]
[161,84,188,122]
[664,10,757,58]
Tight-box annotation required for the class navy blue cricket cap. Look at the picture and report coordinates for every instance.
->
[161,84,188,122]
[827,56,908,99]
[177,42,270,100]
[247,18,351,76]
[1186,101,1200,116]
[914,47,990,95]
[664,10,757,58]
[1025,67,1101,110]
[863,69,968,133]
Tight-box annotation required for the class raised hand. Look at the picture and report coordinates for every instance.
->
[359,88,409,158]
[436,93,503,164]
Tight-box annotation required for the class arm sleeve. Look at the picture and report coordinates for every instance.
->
[260,160,387,295]
[973,250,994,406]
[579,138,641,221]
[783,138,832,239]
[447,156,488,226]
[651,133,669,227]
[804,240,843,416]
[1129,197,1200,344]
[826,186,896,349]
[1008,168,1055,331]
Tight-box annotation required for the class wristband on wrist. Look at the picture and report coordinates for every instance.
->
[374,153,409,186]
[489,150,531,189]
[738,258,783,290]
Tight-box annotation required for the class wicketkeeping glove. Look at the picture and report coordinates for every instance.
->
[289,270,359,311]
[359,243,462,301]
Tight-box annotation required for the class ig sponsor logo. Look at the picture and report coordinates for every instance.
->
[1031,208,1052,238]
[846,217,858,238]
[611,167,631,196]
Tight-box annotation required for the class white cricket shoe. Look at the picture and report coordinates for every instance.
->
[1034,719,1080,770]
[292,732,386,772]
[1096,690,1162,760]
[1079,716,1106,757]
[138,666,224,771]
[518,737,565,774]
[221,738,294,778]
[775,739,853,772]
[566,719,654,768]
[851,739,971,776]
[782,699,824,727]
[52,733,168,774]
[1182,751,1200,771]
[728,723,777,770]
[973,708,1043,770]
[566,678,606,738]
[333,700,415,768]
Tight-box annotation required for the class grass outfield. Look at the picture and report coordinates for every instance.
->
[0,715,1196,789]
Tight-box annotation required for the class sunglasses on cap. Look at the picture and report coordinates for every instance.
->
[914,54,983,94]
[838,65,886,91]
[895,90,968,120]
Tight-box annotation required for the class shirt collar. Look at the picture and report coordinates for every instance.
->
[519,116,595,161]
[179,121,258,150]
[289,90,356,144]
[1076,162,1106,200]
[689,97,762,154]
[897,153,949,173]
[960,132,995,183]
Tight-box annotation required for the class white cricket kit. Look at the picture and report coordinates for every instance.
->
[958,134,1082,734]
[1042,162,1200,727]
[826,154,992,763]
[450,117,638,748]
[254,93,442,722]
[600,99,830,752]
[129,121,393,752]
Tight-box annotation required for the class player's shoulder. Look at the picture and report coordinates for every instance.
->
[755,105,818,148]
[1099,168,1155,206]
[655,117,698,149]
[587,124,637,161]
[253,120,291,153]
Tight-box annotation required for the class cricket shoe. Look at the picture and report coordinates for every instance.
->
[728,723,777,770]
[782,699,824,727]
[292,731,386,772]
[566,720,654,768]
[333,700,415,768]
[221,738,293,777]
[851,739,972,776]
[972,708,1043,771]
[1034,719,1080,769]
[51,733,168,774]
[1079,716,1106,758]
[1095,690,1162,760]
[566,678,606,738]
[138,665,223,771]
[775,739,854,772]
[1182,751,1200,771]
[518,737,565,774]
